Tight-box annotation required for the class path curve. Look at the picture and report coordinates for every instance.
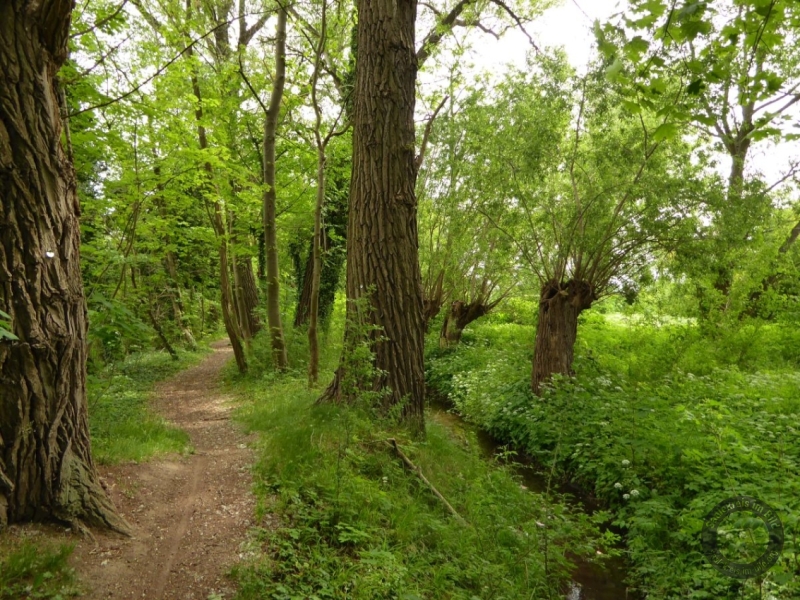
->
[72,342,255,600]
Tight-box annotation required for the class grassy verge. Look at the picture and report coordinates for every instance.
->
[88,347,210,464]
[227,369,618,599]
[426,314,800,599]
[0,537,77,600]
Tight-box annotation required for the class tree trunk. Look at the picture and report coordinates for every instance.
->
[438,300,489,347]
[155,182,196,351]
[145,303,179,360]
[236,257,261,339]
[214,209,247,373]
[320,0,426,433]
[293,195,347,328]
[531,280,595,395]
[184,8,247,373]
[423,270,446,331]
[263,7,289,370]
[308,152,325,386]
[294,238,316,328]
[710,128,752,311]
[0,0,128,532]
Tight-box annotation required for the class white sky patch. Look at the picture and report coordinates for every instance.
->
[419,0,797,195]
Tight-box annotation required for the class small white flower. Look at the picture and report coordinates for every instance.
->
[630,489,639,497]
[621,459,631,466]
[614,482,623,489]
[623,493,630,500]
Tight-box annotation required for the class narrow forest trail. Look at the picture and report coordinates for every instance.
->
[71,341,255,600]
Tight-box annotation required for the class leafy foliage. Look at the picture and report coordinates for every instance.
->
[230,370,614,599]
[427,309,800,599]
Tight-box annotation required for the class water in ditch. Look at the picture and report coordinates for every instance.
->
[428,405,638,600]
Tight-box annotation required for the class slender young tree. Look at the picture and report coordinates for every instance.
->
[0,0,127,532]
[306,0,349,386]
[263,5,290,370]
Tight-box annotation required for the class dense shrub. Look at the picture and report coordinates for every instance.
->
[427,315,800,599]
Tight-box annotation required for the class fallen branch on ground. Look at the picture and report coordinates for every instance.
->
[386,438,469,526]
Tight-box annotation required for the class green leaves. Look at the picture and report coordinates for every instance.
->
[597,0,800,155]
[605,58,624,81]
[652,122,680,142]
[0,309,18,341]
[429,315,800,600]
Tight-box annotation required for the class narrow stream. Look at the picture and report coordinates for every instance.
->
[428,405,638,600]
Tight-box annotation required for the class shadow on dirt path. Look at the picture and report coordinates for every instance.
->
[71,341,255,600]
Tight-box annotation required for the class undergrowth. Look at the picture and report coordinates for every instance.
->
[227,300,617,599]
[0,539,77,599]
[426,312,800,599]
[229,376,617,599]
[87,347,209,464]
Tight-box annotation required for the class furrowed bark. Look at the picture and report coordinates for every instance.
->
[320,0,426,434]
[531,280,595,395]
[0,0,128,533]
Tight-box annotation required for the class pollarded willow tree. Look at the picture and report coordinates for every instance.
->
[417,91,517,344]
[0,0,127,531]
[461,58,708,393]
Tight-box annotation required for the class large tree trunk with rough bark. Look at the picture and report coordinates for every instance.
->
[320,0,426,433]
[0,0,128,532]
[531,280,595,395]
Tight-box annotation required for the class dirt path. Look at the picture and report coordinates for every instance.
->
[71,341,255,600]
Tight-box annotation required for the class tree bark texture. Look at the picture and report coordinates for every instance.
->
[320,0,426,432]
[235,257,261,339]
[531,280,595,396]
[439,300,489,347]
[0,0,128,532]
[263,6,289,370]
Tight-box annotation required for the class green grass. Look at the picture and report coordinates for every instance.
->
[426,312,800,599]
[87,347,210,464]
[0,540,78,599]
[226,366,618,600]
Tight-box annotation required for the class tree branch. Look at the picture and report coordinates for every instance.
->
[415,96,449,172]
